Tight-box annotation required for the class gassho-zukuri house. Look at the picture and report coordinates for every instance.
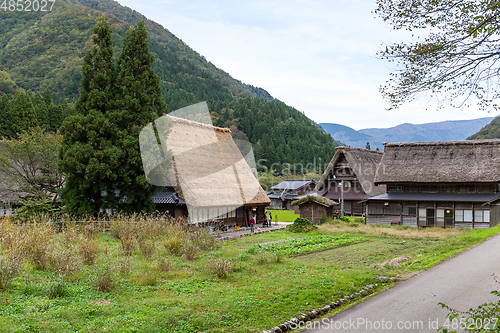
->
[149,115,270,227]
[314,147,386,216]
[364,140,500,228]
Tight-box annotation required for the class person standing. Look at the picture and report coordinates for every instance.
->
[268,212,272,226]
[250,215,255,233]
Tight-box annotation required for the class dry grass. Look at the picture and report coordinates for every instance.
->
[0,253,23,290]
[80,238,99,265]
[318,223,465,239]
[208,258,233,279]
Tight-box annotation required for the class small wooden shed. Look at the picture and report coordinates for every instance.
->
[292,195,338,224]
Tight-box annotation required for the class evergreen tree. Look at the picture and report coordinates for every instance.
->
[113,19,169,213]
[0,94,12,138]
[59,16,122,216]
[9,90,38,136]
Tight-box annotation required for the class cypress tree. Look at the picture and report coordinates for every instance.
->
[59,16,122,216]
[113,19,169,213]
[0,94,12,138]
[10,90,38,136]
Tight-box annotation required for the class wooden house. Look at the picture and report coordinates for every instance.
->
[314,147,386,216]
[267,180,316,212]
[292,195,338,224]
[365,140,500,228]
[159,115,270,227]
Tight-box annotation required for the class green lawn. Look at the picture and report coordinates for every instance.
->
[268,209,300,222]
[0,218,498,332]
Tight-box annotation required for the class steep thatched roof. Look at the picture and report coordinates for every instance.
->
[164,115,270,208]
[315,147,386,197]
[374,139,500,184]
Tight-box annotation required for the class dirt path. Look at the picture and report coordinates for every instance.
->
[301,233,500,333]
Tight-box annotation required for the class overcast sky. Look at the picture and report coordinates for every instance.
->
[115,0,496,130]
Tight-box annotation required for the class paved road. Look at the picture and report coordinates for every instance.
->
[301,233,500,333]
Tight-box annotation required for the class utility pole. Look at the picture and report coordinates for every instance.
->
[340,180,344,218]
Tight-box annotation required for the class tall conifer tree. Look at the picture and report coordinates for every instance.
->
[59,16,122,216]
[113,19,168,213]
[10,91,38,136]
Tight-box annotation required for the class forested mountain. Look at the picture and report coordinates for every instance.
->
[0,0,336,173]
[467,116,500,139]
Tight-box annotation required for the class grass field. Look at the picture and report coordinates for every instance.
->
[268,209,300,222]
[0,216,498,332]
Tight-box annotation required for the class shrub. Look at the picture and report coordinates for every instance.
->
[287,217,318,233]
[0,254,23,290]
[319,216,333,224]
[209,258,233,279]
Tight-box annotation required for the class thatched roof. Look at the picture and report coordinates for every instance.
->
[315,147,386,197]
[292,195,337,207]
[374,139,500,184]
[164,115,270,208]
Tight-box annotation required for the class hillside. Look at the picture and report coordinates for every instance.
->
[320,117,495,150]
[0,0,336,172]
[467,116,500,139]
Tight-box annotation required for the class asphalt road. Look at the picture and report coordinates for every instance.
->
[301,233,500,333]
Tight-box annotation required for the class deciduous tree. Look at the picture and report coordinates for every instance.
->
[0,127,64,203]
[376,0,500,110]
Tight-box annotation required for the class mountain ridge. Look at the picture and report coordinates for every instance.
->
[320,117,495,150]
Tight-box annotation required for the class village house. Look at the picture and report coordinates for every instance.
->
[157,115,270,227]
[314,147,386,216]
[267,180,316,212]
[292,195,338,224]
[364,140,500,228]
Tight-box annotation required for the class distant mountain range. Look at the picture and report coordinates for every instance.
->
[320,117,495,151]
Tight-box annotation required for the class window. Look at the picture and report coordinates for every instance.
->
[436,209,445,224]
[402,206,417,215]
[475,210,490,223]
[455,209,473,222]
[387,184,404,192]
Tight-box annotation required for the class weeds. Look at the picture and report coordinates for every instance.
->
[182,245,198,261]
[157,258,171,272]
[94,263,116,292]
[209,258,233,279]
[80,238,99,265]
[47,278,67,298]
[25,221,54,270]
[0,254,23,290]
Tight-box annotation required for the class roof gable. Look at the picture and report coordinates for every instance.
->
[374,139,500,184]
[315,147,385,197]
[164,115,270,208]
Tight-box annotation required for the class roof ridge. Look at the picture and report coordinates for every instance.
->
[167,115,231,133]
[384,139,500,147]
